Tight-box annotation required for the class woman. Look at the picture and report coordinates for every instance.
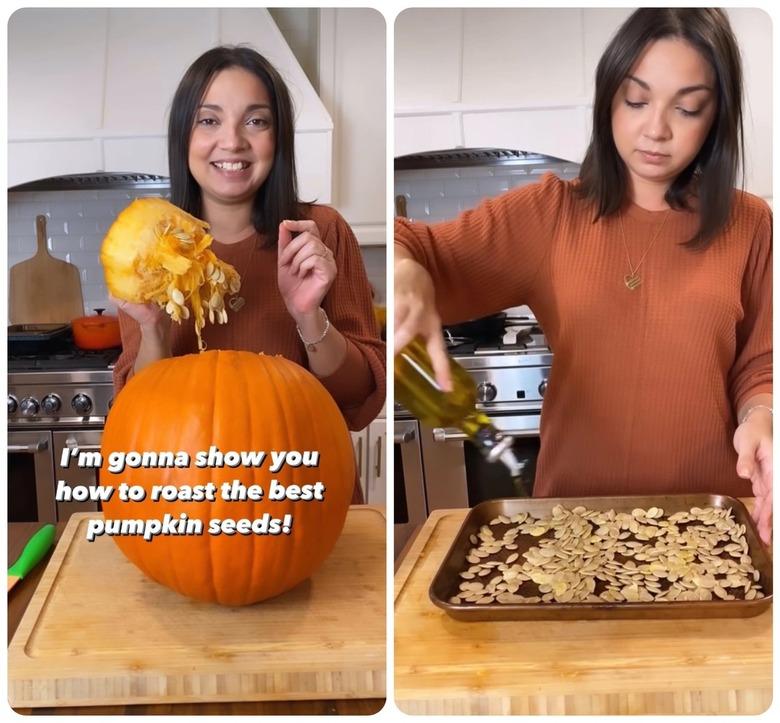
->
[113,46,385,501]
[395,9,772,542]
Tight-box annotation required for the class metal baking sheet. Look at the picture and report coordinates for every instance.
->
[430,494,772,621]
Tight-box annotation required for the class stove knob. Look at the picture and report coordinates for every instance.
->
[20,397,40,417]
[538,379,548,397]
[8,396,18,414]
[476,382,497,403]
[72,393,93,416]
[42,394,62,415]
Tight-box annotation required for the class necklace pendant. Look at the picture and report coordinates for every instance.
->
[228,295,245,312]
[624,273,642,290]
[306,343,317,352]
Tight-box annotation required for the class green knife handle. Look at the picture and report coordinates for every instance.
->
[8,524,56,578]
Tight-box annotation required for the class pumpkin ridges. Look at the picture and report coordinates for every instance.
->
[270,355,352,590]
[266,356,303,599]
[104,354,210,599]
[101,351,355,605]
[212,350,263,605]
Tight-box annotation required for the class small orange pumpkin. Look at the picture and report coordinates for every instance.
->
[100,350,355,606]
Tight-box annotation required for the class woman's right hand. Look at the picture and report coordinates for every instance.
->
[394,255,452,392]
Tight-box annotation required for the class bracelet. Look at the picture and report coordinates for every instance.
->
[739,404,773,425]
[297,308,330,351]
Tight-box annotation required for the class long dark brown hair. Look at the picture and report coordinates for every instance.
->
[577,8,745,249]
[168,45,301,246]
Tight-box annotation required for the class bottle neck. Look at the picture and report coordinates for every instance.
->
[466,417,524,475]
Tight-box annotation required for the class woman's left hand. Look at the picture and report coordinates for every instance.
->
[733,409,773,545]
[277,219,337,319]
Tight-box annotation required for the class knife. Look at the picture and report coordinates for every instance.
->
[8,524,56,592]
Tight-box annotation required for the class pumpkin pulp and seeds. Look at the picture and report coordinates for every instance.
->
[449,505,765,606]
[101,197,241,351]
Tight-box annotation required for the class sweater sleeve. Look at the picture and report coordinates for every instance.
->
[729,200,773,413]
[394,172,568,324]
[112,310,143,394]
[315,208,386,431]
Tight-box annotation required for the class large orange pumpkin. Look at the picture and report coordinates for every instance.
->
[100,350,355,606]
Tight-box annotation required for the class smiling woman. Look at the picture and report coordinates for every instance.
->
[188,68,278,213]
[112,45,386,504]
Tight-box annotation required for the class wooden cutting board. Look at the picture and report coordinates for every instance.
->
[9,215,84,324]
[395,508,772,716]
[8,508,386,708]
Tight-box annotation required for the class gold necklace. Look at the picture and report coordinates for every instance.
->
[225,234,258,312]
[618,210,671,290]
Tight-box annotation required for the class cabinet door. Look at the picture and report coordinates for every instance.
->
[367,419,386,507]
[350,430,368,502]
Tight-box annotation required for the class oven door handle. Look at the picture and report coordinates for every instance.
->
[393,429,416,444]
[432,427,539,442]
[65,438,102,452]
[8,439,49,453]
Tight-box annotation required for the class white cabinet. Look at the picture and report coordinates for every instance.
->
[350,416,386,507]
[350,430,369,503]
[366,418,386,507]
[8,7,333,198]
[8,9,108,137]
[395,8,462,107]
[103,9,216,135]
[318,8,386,246]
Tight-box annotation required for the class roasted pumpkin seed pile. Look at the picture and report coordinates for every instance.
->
[449,505,765,606]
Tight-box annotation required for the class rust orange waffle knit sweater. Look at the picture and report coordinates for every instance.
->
[395,173,772,498]
[115,204,386,431]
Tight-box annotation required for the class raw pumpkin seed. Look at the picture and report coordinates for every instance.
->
[451,504,763,607]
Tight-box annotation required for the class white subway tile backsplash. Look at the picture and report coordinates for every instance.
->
[443,178,480,197]
[81,235,104,251]
[491,166,530,178]
[428,197,464,220]
[405,199,430,220]
[8,219,35,236]
[8,186,170,318]
[396,159,580,222]
[456,166,496,179]
[476,177,511,196]
[360,246,386,304]
[409,179,446,198]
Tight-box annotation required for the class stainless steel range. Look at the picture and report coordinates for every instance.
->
[8,347,118,523]
[415,318,553,516]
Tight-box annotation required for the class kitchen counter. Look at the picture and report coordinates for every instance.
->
[394,502,772,715]
[8,521,384,715]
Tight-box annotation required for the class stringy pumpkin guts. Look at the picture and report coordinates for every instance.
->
[100,197,240,350]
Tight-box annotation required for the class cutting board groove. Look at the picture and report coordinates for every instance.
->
[9,509,386,708]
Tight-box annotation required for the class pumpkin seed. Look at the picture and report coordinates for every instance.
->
[452,503,762,608]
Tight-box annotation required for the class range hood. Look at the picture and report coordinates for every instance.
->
[395,148,572,170]
[9,173,170,192]
[8,8,333,201]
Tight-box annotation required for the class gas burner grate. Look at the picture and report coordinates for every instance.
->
[9,348,121,371]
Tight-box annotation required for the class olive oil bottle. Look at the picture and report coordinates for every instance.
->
[395,337,526,481]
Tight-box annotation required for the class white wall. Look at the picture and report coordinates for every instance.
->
[395,7,772,204]
[8,7,333,202]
